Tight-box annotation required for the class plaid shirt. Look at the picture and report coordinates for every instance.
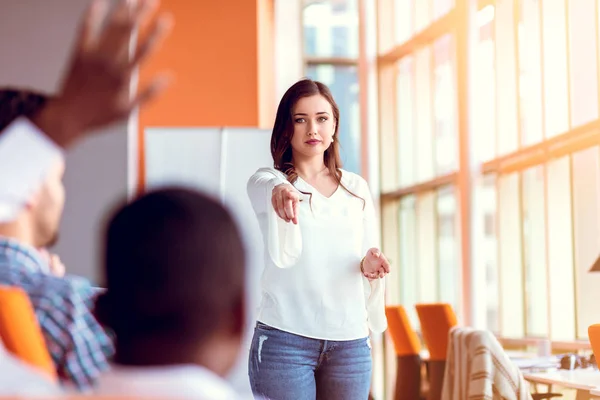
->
[0,238,114,390]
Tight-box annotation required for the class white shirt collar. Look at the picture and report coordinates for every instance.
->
[95,363,239,399]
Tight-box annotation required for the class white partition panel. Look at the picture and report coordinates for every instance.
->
[145,127,272,399]
[145,128,223,197]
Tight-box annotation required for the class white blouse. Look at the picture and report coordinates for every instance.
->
[247,167,387,340]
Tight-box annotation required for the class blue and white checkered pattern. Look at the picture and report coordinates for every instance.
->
[0,237,114,390]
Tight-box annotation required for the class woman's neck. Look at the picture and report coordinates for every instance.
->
[292,155,327,181]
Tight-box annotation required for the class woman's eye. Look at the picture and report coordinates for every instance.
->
[295,118,305,123]
[318,117,328,122]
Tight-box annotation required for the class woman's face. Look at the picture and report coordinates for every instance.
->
[289,95,336,161]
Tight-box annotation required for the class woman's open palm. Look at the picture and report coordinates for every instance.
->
[362,248,390,280]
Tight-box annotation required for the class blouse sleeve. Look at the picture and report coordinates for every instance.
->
[247,168,302,268]
[359,177,387,334]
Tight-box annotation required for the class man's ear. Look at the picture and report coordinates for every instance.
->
[24,189,41,211]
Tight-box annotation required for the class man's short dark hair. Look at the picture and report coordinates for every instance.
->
[95,187,246,347]
[0,89,48,131]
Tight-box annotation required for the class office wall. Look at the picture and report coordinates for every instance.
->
[137,0,277,191]
[0,0,133,282]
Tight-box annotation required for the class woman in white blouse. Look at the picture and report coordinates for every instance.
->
[247,79,390,400]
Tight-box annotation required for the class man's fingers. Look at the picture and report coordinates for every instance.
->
[96,4,136,60]
[128,13,173,71]
[96,0,154,61]
[75,0,109,51]
[127,73,172,112]
[134,0,160,24]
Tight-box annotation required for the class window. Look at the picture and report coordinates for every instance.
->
[473,176,499,333]
[303,0,359,58]
[303,0,362,174]
[437,186,459,310]
[306,64,361,173]
[379,0,600,366]
[475,0,599,342]
[522,166,547,337]
[380,0,464,358]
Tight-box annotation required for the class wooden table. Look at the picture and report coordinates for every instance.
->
[524,369,600,400]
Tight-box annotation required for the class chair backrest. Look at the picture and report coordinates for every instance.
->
[443,327,531,400]
[588,324,600,360]
[0,286,56,381]
[385,305,421,356]
[415,303,457,361]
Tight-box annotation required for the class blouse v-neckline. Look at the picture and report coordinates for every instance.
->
[297,173,342,200]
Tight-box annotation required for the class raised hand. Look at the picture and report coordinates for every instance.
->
[272,184,300,224]
[32,0,173,148]
[361,248,391,280]
[38,249,66,277]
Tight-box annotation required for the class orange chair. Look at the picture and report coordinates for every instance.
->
[0,286,56,381]
[589,324,600,366]
[386,305,423,400]
[415,303,458,400]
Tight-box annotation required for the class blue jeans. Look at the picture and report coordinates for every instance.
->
[248,322,372,400]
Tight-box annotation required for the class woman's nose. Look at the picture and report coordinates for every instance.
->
[306,121,317,136]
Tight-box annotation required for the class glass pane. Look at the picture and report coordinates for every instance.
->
[522,166,548,337]
[399,196,419,326]
[433,0,454,20]
[414,0,431,33]
[474,7,496,162]
[433,35,458,174]
[437,186,459,312]
[541,0,569,137]
[306,64,361,173]
[547,156,575,340]
[303,0,359,58]
[498,173,524,337]
[568,0,598,127]
[518,0,543,146]
[395,0,414,44]
[495,0,519,155]
[397,57,416,187]
[415,47,434,182]
[473,176,499,333]
[417,192,437,303]
[572,147,600,339]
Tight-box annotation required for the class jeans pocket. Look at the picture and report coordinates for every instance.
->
[256,321,278,331]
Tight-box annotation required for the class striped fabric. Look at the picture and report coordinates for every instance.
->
[442,327,531,400]
[0,237,114,390]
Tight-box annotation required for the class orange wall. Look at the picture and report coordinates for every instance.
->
[138,0,274,191]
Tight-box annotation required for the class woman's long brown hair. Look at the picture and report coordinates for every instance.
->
[270,78,364,207]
